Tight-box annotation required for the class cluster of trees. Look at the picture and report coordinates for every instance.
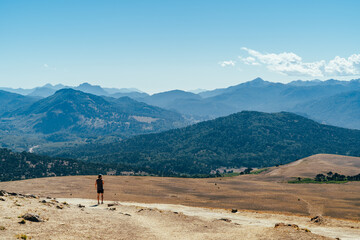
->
[314,171,360,182]
[0,148,134,182]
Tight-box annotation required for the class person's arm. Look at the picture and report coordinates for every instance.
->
[102,180,104,187]
[95,181,97,189]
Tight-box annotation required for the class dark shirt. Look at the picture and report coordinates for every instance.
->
[96,179,103,191]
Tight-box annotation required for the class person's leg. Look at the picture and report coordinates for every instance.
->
[97,193,100,204]
[101,193,104,204]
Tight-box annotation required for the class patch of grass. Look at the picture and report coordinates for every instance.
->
[221,172,241,177]
[250,168,269,175]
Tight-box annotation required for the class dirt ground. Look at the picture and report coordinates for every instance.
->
[1,193,358,240]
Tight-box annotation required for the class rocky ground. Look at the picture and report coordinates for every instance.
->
[1,190,359,240]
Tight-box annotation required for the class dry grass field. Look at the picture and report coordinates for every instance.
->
[1,154,360,221]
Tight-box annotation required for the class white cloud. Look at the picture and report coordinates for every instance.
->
[238,47,360,77]
[240,56,260,66]
[325,54,360,75]
[219,60,236,67]
[43,63,56,70]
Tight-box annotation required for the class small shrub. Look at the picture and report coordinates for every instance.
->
[18,219,26,224]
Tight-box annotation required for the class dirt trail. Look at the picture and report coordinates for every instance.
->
[58,198,360,240]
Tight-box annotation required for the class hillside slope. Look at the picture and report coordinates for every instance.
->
[263,154,360,180]
[49,111,360,175]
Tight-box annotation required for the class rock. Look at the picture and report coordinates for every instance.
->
[78,204,85,208]
[22,213,43,222]
[0,190,7,196]
[7,192,17,196]
[40,200,47,203]
[274,223,310,232]
[0,197,5,201]
[219,218,232,223]
[108,203,117,207]
[231,208,238,213]
[109,207,116,211]
[18,219,26,224]
[57,205,64,209]
[310,216,324,224]
[27,194,37,199]
[46,196,52,199]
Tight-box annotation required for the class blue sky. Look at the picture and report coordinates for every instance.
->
[1,0,360,93]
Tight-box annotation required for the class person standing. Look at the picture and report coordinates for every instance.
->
[95,174,104,204]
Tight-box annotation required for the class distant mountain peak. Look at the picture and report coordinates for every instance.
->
[78,82,93,87]
[241,77,270,87]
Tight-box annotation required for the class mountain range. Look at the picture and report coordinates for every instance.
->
[137,77,360,129]
[3,78,360,130]
[2,77,360,153]
[0,89,186,150]
[0,83,147,98]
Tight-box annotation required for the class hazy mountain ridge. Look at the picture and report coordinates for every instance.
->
[0,82,146,98]
[0,90,39,115]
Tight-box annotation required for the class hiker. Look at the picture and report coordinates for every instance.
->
[95,174,104,204]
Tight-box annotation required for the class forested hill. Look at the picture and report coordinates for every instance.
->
[48,111,360,176]
[0,148,131,182]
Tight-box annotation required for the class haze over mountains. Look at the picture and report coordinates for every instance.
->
[2,77,360,129]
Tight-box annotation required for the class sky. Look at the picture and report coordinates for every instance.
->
[1,0,360,93]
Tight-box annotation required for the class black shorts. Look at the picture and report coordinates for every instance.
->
[97,189,104,194]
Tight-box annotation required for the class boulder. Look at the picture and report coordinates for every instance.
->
[22,213,43,222]
[231,208,238,213]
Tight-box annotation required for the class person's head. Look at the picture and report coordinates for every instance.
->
[98,174,102,179]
